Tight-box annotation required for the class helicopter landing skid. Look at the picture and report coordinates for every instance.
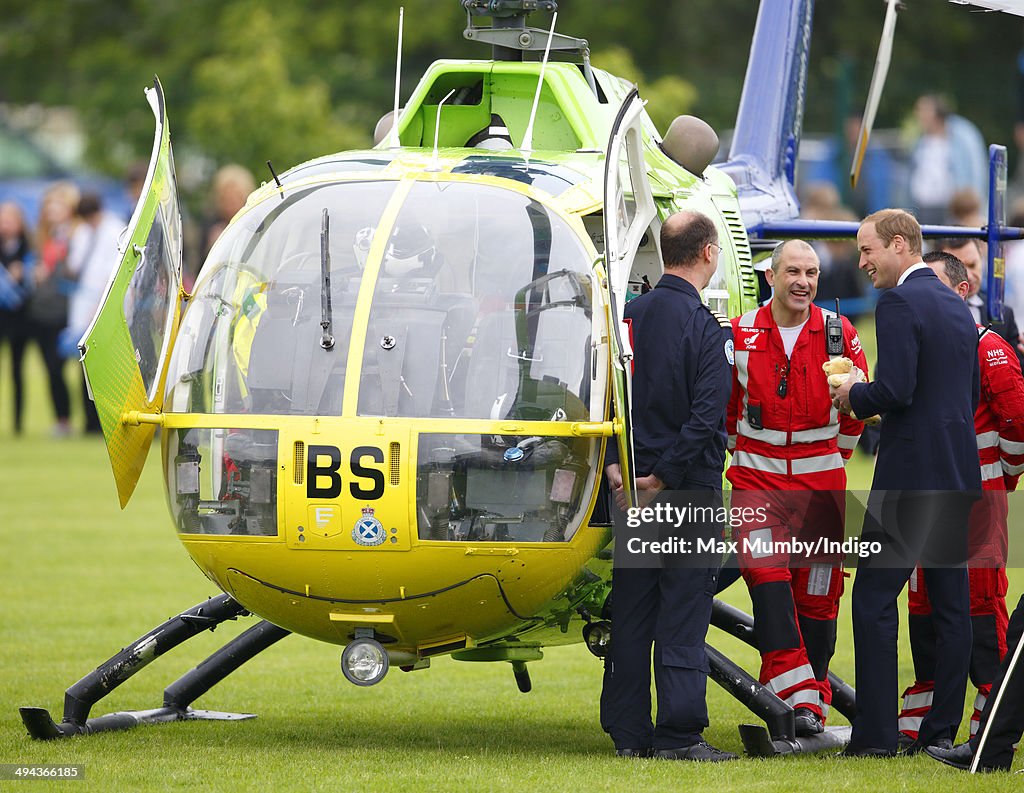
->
[705,598,855,756]
[710,598,857,720]
[19,706,255,741]
[739,724,852,757]
[19,594,291,740]
[706,645,853,756]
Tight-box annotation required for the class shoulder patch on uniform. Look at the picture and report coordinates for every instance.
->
[710,309,731,328]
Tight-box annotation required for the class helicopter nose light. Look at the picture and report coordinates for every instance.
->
[341,638,390,686]
[583,621,612,658]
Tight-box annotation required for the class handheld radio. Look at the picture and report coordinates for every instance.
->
[826,298,844,356]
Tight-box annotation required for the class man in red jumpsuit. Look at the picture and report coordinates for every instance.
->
[897,250,1024,748]
[727,239,868,736]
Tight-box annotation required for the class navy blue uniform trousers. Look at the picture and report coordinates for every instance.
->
[600,488,720,750]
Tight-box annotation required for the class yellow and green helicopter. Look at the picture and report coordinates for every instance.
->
[21,0,1020,756]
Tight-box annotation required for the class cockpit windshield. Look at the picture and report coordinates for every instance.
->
[164,178,595,421]
[164,180,396,414]
[357,181,594,420]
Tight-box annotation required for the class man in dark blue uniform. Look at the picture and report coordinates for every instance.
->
[601,210,736,762]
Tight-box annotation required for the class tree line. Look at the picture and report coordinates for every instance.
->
[0,0,1020,182]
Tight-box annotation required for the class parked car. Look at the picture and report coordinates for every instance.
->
[0,119,133,227]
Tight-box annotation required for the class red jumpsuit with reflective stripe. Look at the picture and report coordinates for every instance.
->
[726,302,867,721]
[899,326,1024,742]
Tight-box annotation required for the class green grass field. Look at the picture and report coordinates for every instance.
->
[0,335,1019,791]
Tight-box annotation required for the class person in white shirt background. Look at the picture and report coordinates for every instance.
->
[65,192,125,433]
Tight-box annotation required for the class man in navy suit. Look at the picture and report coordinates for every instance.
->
[832,209,981,756]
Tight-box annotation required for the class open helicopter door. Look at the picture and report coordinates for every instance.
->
[603,88,658,510]
[79,77,183,508]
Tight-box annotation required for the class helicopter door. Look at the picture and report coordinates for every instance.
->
[79,77,183,508]
[604,88,657,509]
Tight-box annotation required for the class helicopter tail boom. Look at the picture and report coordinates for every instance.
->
[720,0,814,229]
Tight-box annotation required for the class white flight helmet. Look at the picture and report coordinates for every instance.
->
[383,223,437,277]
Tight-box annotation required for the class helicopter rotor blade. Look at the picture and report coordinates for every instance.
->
[850,0,901,189]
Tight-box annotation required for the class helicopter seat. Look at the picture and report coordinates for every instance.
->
[245,276,351,414]
[528,307,590,407]
[464,310,520,420]
[463,304,590,422]
[433,291,479,415]
[360,280,478,417]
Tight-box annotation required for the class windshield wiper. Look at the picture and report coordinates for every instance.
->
[319,208,335,350]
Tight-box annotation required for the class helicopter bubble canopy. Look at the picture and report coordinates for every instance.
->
[163,177,599,423]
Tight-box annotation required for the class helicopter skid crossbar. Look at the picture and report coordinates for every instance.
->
[706,643,851,756]
[19,595,291,740]
[163,619,291,710]
[738,723,852,757]
[705,644,794,742]
[706,599,855,755]
[711,598,857,719]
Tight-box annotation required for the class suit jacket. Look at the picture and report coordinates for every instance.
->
[849,268,981,491]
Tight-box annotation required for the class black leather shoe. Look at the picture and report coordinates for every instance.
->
[655,741,739,762]
[839,745,897,758]
[793,707,824,736]
[897,732,915,752]
[925,741,1009,772]
[924,742,973,770]
[615,747,653,758]
[903,738,952,756]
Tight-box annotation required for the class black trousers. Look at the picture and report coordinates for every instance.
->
[970,594,1024,770]
[850,490,973,751]
[0,315,28,432]
[30,323,71,422]
[600,486,720,750]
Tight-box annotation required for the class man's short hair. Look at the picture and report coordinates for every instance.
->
[862,208,923,255]
[770,239,817,273]
[923,250,969,288]
[936,237,978,254]
[660,211,718,269]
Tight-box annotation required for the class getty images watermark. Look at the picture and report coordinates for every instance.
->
[623,501,881,560]
[604,489,1008,570]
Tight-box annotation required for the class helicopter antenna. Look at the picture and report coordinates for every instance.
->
[319,208,335,350]
[389,6,405,149]
[429,88,457,171]
[520,10,557,158]
[266,160,284,200]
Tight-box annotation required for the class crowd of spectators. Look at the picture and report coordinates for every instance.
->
[0,162,255,437]
[797,92,1024,330]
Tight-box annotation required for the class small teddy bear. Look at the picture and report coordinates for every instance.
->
[822,357,881,426]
